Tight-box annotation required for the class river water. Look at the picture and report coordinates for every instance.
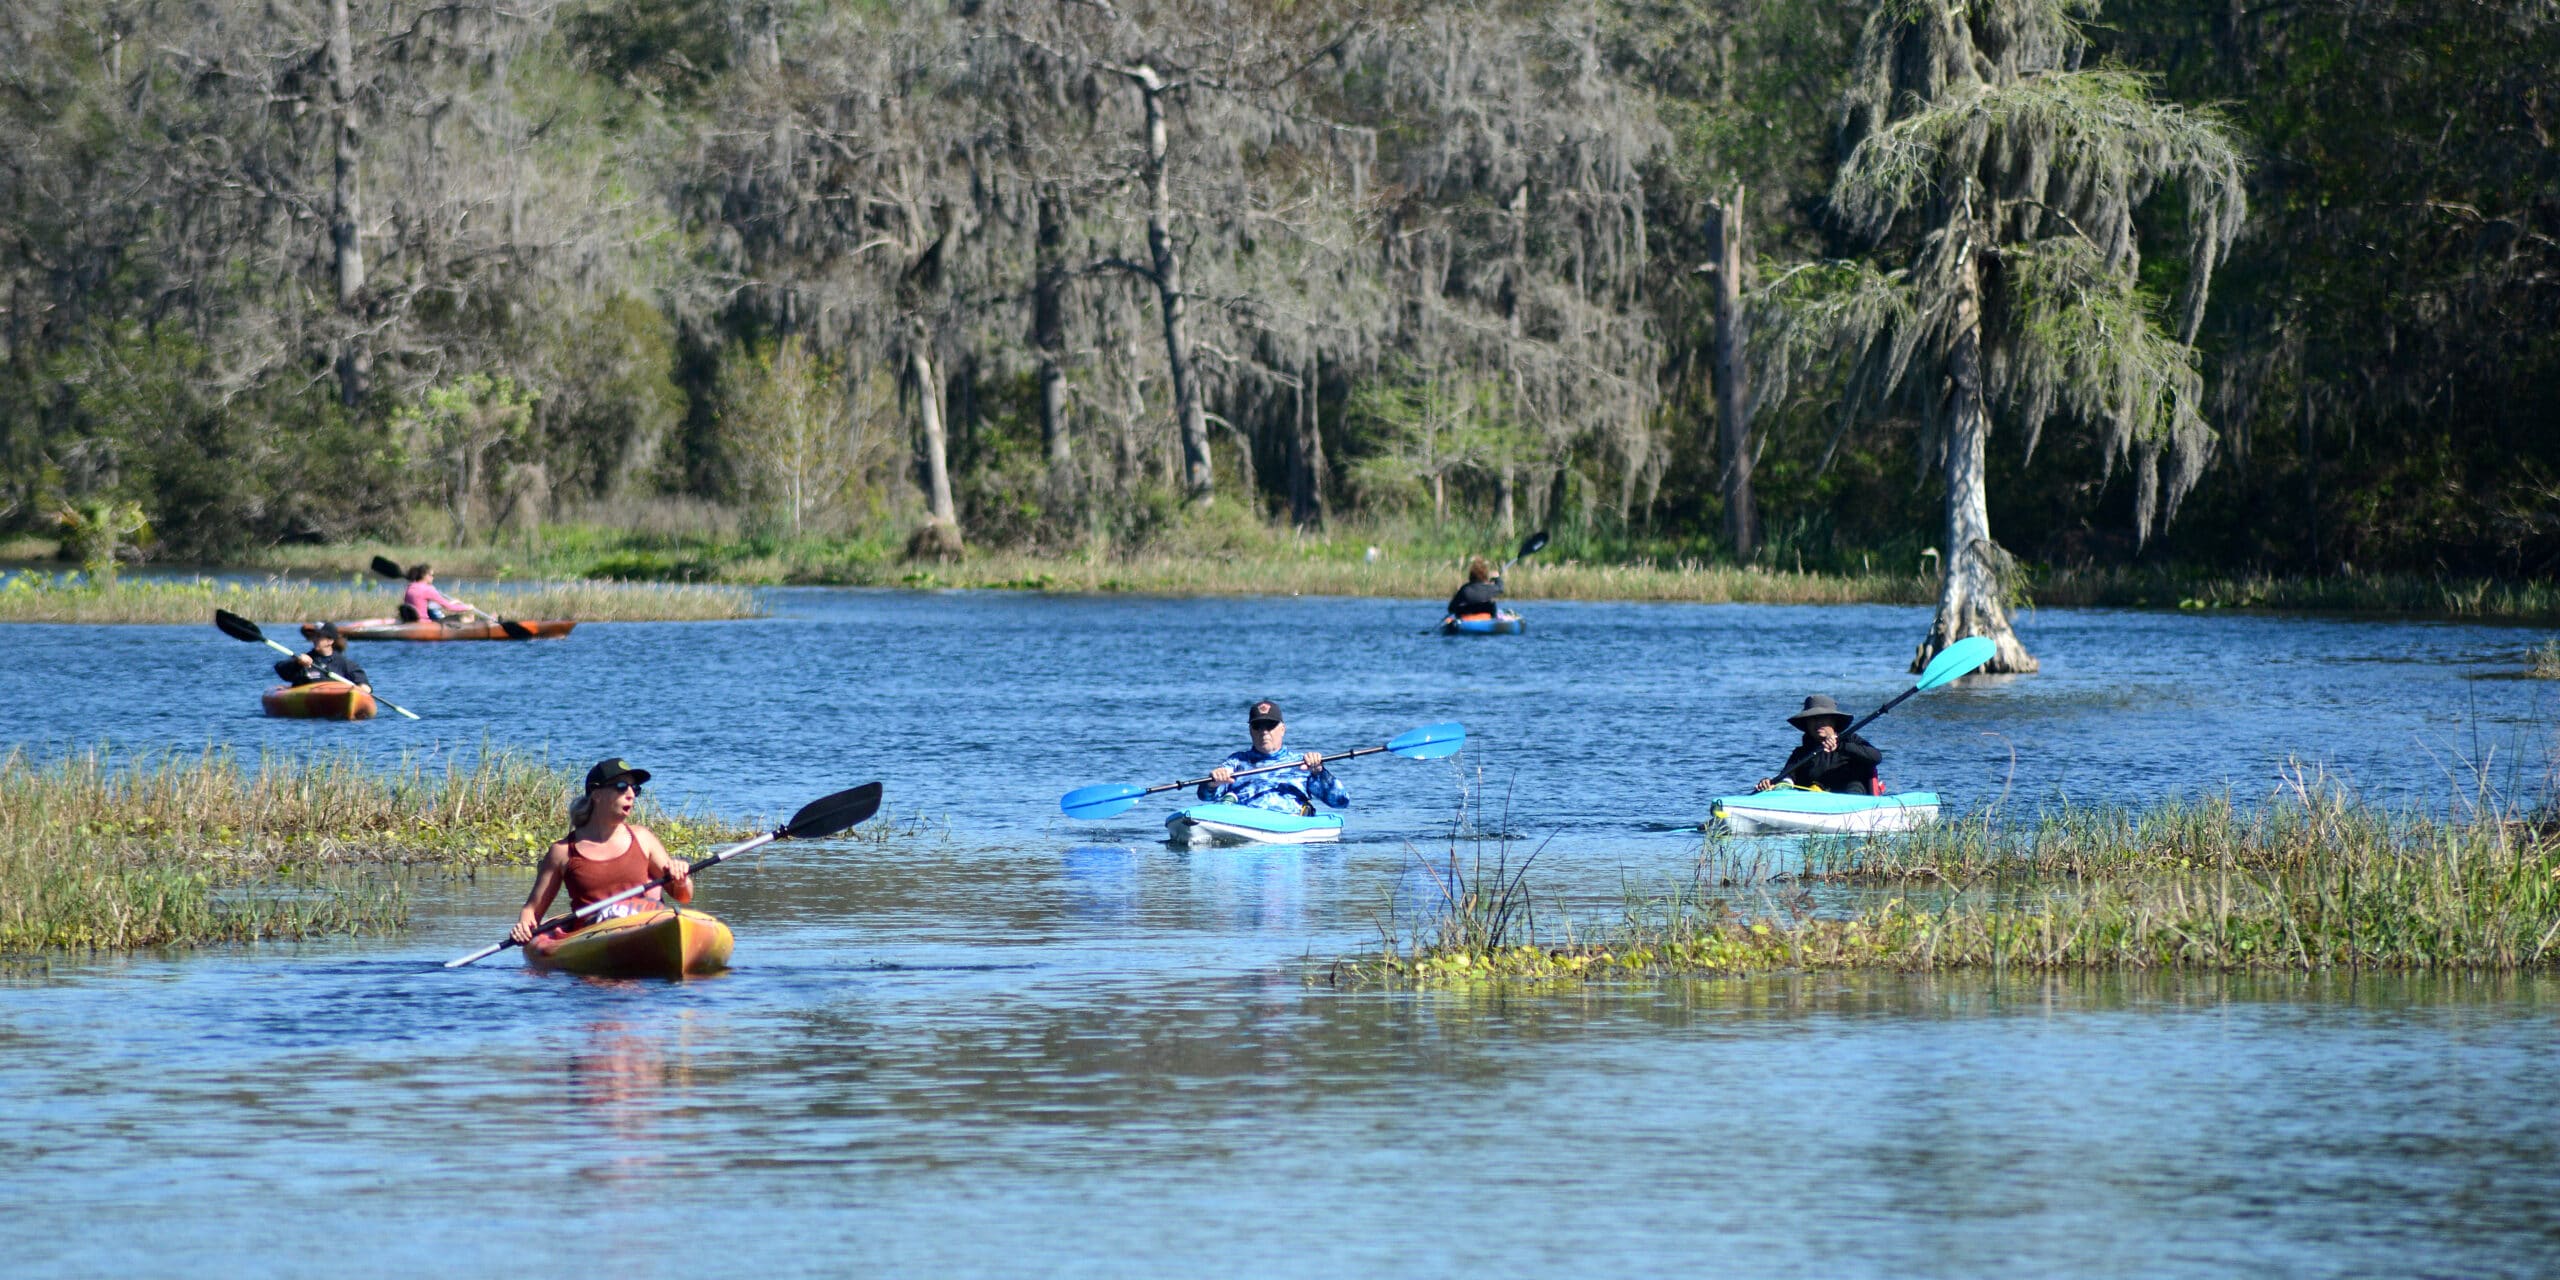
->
[4,590,2557,1277]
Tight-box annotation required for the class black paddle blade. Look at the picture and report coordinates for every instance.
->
[370,555,405,580]
[781,782,883,840]
[499,618,535,639]
[1517,530,1549,560]
[213,609,266,644]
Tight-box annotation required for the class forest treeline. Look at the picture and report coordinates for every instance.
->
[2,0,2554,579]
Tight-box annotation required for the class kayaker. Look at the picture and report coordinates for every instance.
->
[1442,556,1503,625]
[510,758,693,943]
[1754,695,1883,794]
[398,564,476,623]
[1200,699,1349,816]
[274,623,371,691]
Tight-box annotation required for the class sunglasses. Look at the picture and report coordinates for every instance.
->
[608,780,644,795]
[1250,720,1282,731]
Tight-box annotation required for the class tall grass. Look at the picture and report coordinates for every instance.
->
[0,747,749,951]
[0,571,760,625]
[1337,785,2560,985]
[221,517,2560,620]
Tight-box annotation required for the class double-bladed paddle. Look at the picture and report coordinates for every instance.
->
[368,555,533,638]
[444,781,884,968]
[214,609,421,720]
[1763,635,1997,785]
[1059,722,1467,820]
[1501,529,1550,572]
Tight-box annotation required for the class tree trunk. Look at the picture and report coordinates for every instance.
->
[1917,252,2037,674]
[1128,68,1214,505]
[1495,462,1515,539]
[327,0,368,407]
[1034,188,1072,503]
[1289,354,1327,528]
[2300,398,2321,569]
[911,346,958,530]
[1707,185,1755,560]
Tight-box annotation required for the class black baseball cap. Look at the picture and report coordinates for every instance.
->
[584,758,653,791]
[312,622,341,640]
[1247,699,1284,727]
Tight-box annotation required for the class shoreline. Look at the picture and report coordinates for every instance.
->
[0,571,763,626]
[12,538,2560,624]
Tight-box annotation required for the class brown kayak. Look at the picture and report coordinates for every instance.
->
[301,617,576,642]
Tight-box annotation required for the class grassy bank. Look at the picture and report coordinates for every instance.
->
[1333,787,2560,986]
[0,571,761,625]
[0,747,749,951]
[215,517,2560,620]
[2532,640,2560,678]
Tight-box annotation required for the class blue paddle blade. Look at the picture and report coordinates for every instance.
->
[1061,783,1146,820]
[1388,721,1466,759]
[1915,635,1999,690]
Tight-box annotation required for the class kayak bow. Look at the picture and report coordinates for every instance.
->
[1165,803,1345,847]
[1708,788,1941,836]
[260,681,377,721]
[523,908,733,979]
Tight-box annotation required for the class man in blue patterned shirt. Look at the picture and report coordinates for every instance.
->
[1199,699,1349,815]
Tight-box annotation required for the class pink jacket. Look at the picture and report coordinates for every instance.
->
[403,581,461,615]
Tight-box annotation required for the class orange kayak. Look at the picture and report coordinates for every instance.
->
[261,681,377,720]
[525,909,733,979]
[301,617,577,642]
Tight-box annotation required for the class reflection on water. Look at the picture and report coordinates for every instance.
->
[3,593,2557,1276]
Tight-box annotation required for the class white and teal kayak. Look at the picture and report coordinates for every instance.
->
[1707,789,1941,836]
[1165,803,1345,847]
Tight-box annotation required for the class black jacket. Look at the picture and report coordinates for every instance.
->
[277,649,368,687]
[1775,732,1881,793]
[1446,576,1504,617]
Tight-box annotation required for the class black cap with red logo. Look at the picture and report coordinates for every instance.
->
[1246,699,1284,728]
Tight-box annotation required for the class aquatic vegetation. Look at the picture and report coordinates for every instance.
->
[0,747,750,952]
[1333,784,2560,986]
[0,571,760,625]
[228,526,2560,620]
[2530,639,2560,679]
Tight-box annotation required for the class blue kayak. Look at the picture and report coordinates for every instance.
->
[1441,613,1525,636]
[1707,788,1941,835]
[1165,803,1345,847]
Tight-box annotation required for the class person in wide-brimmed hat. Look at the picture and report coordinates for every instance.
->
[1754,694,1883,794]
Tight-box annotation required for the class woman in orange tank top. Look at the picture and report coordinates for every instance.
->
[510,758,694,945]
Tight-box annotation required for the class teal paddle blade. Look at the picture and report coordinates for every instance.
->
[1060,783,1146,820]
[1916,635,1999,689]
[1388,721,1466,759]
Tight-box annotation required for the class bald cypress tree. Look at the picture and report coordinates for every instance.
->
[1766,0,2246,673]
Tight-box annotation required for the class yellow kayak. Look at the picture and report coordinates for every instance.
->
[524,908,733,979]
